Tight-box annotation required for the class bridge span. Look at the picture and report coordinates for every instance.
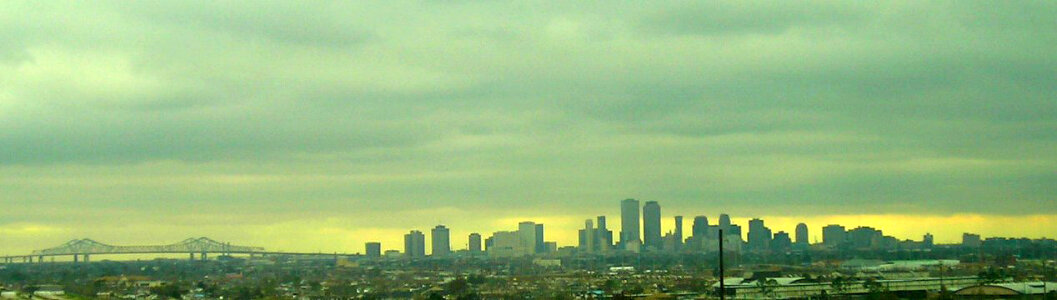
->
[1,237,357,263]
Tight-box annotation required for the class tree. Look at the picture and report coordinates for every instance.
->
[830,276,849,295]
[862,278,883,294]
[756,279,778,299]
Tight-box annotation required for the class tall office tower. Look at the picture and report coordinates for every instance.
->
[795,223,809,245]
[404,230,425,258]
[534,224,545,253]
[583,219,596,252]
[962,233,981,248]
[365,242,381,258]
[518,221,538,254]
[848,226,882,249]
[620,199,641,246]
[431,225,451,257]
[596,216,613,250]
[822,224,846,246]
[747,218,771,251]
[772,231,792,252]
[469,233,482,253]
[487,231,525,257]
[923,233,934,248]
[673,216,683,250]
[692,216,709,239]
[719,214,731,231]
[642,201,662,250]
[728,224,743,241]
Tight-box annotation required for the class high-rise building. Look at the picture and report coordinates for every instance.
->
[728,224,743,241]
[822,224,846,247]
[404,230,425,258]
[719,214,731,232]
[596,216,613,250]
[747,218,771,251]
[535,224,545,253]
[923,233,934,248]
[673,216,683,251]
[692,216,709,239]
[772,231,792,252]
[582,219,596,253]
[620,199,641,246]
[848,226,882,249]
[643,201,662,250]
[469,233,482,253]
[365,242,381,258]
[795,223,809,245]
[431,225,451,257]
[486,231,525,257]
[962,233,981,248]
[518,221,538,254]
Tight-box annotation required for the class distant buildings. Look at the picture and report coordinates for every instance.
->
[795,223,809,246]
[620,199,640,248]
[963,233,982,248]
[848,226,883,249]
[431,225,450,257]
[596,216,613,251]
[365,242,381,258]
[673,216,683,252]
[381,198,984,260]
[823,224,847,247]
[403,230,425,258]
[747,218,772,251]
[643,201,662,250]
[772,231,792,252]
[468,233,482,253]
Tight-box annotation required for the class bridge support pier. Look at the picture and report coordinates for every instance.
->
[84,254,90,263]
[73,254,79,263]
[190,253,195,261]
[201,252,208,261]
[38,256,43,263]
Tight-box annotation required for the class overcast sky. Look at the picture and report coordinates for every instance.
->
[1,1,1055,254]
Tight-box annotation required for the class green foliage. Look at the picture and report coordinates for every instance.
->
[149,284,183,299]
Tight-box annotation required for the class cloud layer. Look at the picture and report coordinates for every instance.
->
[1,1,1055,253]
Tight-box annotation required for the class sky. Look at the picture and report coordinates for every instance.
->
[1,1,1056,255]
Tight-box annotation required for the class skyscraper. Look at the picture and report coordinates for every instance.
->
[747,218,771,251]
[431,225,451,257]
[596,216,613,250]
[719,214,731,232]
[822,224,846,246]
[404,230,425,258]
[518,221,538,254]
[365,242,381,258]
[582,219,596,252]
[795,223,809,245]
[468,233,482,253]
[673,216,683,251]
[772,231,792,252]
[692,216,709,239]
[620,199,640,246]
[534,223,545,253]
[643,201,662,250]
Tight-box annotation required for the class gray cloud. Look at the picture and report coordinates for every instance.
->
[0,1,1055,251]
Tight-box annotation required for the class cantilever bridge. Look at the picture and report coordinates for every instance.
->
[1,237,354,263]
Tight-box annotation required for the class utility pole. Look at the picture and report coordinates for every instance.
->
[719,229,725,300]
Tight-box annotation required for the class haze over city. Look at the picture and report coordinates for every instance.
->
[1,1,1055,257]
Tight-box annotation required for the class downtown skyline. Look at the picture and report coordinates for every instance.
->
[1,1,1055,256]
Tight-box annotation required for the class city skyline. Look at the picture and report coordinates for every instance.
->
[1,2,1056,256]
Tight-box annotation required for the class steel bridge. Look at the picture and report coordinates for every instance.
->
[1,237,352,263]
